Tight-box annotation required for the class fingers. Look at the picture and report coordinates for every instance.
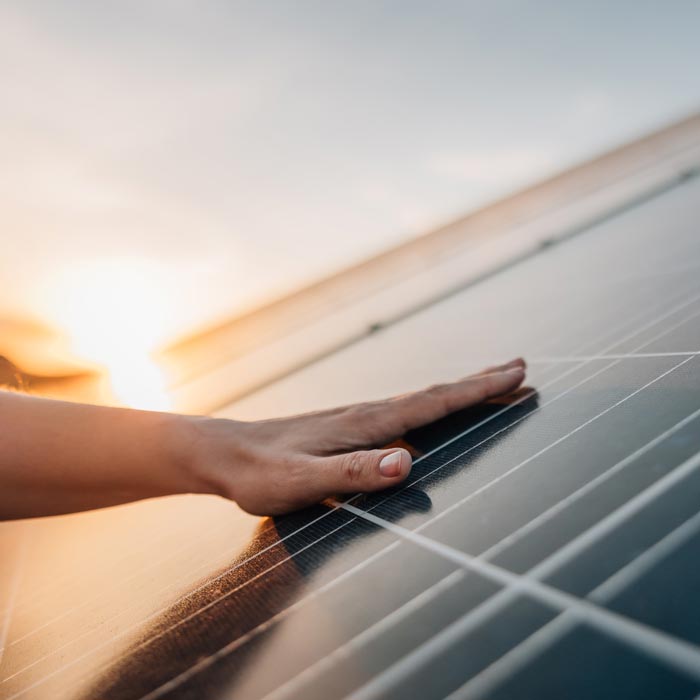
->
[308,448,412,498]
[476,357,526,376]
[401,366,525,428]
[309,359,526,423]
[244,358,525,514]
[351,362,526,445]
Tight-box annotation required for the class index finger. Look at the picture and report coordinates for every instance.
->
[351,364,526,446]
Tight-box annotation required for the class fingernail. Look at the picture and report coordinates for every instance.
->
[379,451,403,477]
[504,366,525,375]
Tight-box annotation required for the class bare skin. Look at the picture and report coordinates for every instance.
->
[0,358,525,519]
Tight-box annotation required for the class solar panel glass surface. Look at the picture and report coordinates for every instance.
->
[2,173,700,700]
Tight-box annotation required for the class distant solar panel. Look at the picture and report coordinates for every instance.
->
[2,161,700,699]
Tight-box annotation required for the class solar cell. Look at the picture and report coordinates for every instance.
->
[2,141,700,699]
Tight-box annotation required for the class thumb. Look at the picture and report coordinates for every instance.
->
[314,447,412,497]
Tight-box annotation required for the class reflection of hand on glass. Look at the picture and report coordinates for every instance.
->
[0,359,525,519]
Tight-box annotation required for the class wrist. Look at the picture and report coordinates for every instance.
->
[159,413,213,496]
[172,414,242,499]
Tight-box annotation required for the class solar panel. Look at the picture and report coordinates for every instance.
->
[2,142,700,699]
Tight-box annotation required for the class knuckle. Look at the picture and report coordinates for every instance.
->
[340,452,367,485]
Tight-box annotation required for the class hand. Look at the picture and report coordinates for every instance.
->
[186,358,526,515]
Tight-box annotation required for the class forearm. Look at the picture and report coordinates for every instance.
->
[0,391,203,519]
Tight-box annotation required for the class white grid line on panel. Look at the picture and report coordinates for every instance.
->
[531,351,700,362]
[448,509,700,700]
[338,442,700,698]
[338,490,700,699]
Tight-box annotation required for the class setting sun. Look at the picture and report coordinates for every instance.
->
[42,259,176,411]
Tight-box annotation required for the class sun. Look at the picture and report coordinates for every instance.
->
[43,259,177,411]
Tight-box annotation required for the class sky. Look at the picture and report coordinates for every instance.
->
[1,1,699,386]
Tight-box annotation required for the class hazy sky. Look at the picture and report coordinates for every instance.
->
[2,1,699,359]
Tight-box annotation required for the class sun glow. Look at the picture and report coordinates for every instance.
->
[43,259,177,411]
